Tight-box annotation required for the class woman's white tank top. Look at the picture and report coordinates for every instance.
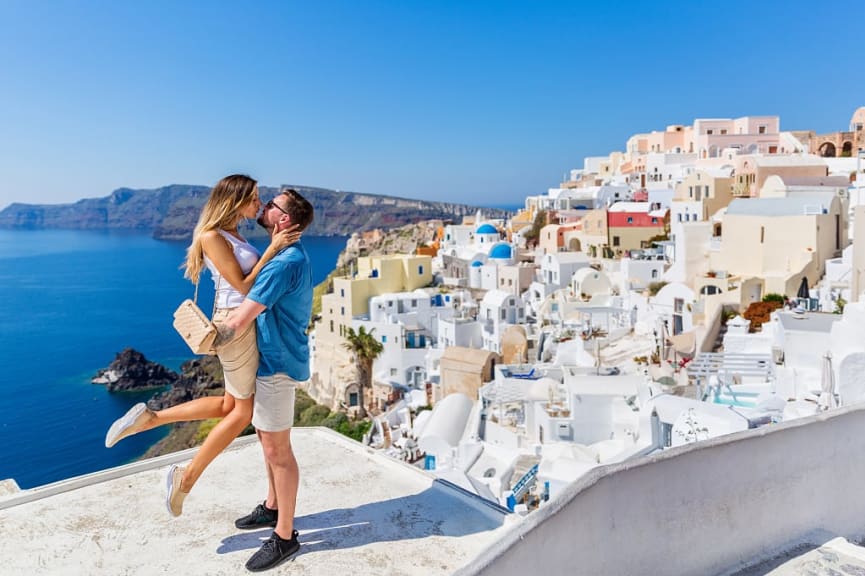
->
[204,230,261,309]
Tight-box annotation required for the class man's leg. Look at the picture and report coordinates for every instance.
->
[244,374,301,571]
[259,429,279,510]
[259,429,298,539]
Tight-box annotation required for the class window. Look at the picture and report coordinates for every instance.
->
[627,217,633,224]
[340,306,345,316]
[760,226,765,243]
[652,269,659,279]
[418,265,424,275]
[340,288,345,297]
[758,125,767,134]
[330,320,334,333]
[689,186,693,198]
[349,392,358,406]
[508,279,513,286]
[720,129,727,135]
[390,368,397,376]
[411,299,417,307]
[652,218,658,224]
[613,236,620,247]
[707,129,713,135]
[501,309,506,320]
[678,214,683,222]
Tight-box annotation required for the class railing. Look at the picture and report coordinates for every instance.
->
[506,463,539,510]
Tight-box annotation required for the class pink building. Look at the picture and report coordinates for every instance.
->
[693,116,780,159]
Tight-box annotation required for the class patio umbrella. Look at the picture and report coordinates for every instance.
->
[797,276,810,299]
[818,351,837,411]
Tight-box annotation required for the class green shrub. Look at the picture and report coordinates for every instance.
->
[297,404,331,427]
[762,293,785,304]
[648,281,667,296]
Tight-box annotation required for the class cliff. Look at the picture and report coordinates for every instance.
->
[0,184,511,239]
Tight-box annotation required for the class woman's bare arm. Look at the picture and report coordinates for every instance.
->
[200,226,300,295]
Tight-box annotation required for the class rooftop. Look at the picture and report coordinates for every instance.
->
[726,193,835,217]
[0,428,510,575]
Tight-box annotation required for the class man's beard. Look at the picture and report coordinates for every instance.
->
[256,214,272,231]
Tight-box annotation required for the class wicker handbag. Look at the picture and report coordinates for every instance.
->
[172,282,217,355]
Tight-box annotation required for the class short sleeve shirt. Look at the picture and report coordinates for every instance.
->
[247,243,313,379]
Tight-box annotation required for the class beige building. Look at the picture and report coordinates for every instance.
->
[576,209,608,257]
[733,155,828,198]
[496,263,535,298]
[538,222,580,254]
[711,193,847,297]
[673,169,735,219]
[438,346,499,401]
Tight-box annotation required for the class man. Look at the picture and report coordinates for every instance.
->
[212,188,314,572]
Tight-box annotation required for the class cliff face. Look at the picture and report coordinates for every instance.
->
[0,184,511,239]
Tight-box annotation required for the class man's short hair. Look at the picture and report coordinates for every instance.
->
[280,188,314,232]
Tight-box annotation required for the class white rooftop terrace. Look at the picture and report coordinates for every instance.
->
[6,408,865,575]
[0,428,510,575]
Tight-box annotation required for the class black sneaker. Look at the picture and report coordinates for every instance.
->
[245,530,300,572]
[235,502,278,530]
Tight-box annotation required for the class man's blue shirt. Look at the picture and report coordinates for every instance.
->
[247,242,313,380]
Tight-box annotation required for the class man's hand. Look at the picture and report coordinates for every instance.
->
[213,321,236,348]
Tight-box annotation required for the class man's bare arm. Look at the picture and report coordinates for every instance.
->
[213,298,267,347]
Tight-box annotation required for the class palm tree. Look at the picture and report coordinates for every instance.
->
[343,326,384,418]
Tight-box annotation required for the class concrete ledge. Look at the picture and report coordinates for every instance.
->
[456,403,865,576]
[0,478,20,498]
[0,427,511,575]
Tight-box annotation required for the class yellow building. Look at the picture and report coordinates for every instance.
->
[319,254,433,342]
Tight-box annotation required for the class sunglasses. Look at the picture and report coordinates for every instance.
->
[265,199,290,216]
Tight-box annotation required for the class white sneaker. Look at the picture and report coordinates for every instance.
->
[105,403,154,448]
[165,464,189,517]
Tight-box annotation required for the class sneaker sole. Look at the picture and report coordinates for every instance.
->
[165,464,179,516]
[105,402,147,448]
[235,518,278,530]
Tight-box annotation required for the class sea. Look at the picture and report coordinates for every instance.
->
[0,229,347,489]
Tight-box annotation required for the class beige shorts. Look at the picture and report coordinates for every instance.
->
[252,373,298,432]
[213,308,259,400]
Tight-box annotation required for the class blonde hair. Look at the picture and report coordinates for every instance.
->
[183,174,258,282]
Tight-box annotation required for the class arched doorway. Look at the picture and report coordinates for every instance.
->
[819,142,837,157]
[842,141,853,157]
[568,238,582,252]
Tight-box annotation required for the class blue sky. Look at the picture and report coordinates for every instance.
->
[1,1,862,208]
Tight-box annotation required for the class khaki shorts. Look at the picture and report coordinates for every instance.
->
[213,308,258,400]
[252,373,298,432]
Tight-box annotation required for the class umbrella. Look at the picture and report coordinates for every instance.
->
[797,276,810,299]
[818,351,837,411]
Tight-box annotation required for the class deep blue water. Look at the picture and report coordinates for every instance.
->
[0,229,346,489]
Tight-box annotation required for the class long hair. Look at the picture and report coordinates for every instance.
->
[183,174,258,282]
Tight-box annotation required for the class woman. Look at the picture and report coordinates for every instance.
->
[104,174,299,517]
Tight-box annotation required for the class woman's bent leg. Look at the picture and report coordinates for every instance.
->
[148,394,235,431]
[180,395,253,492]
